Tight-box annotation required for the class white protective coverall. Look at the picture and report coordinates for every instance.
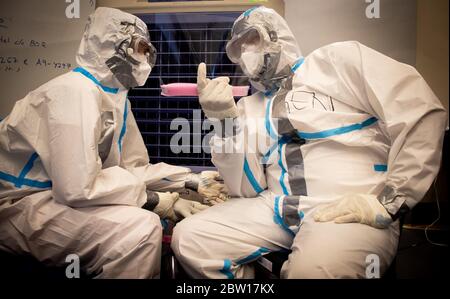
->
[0,8,193,278]
[171,6,447,278]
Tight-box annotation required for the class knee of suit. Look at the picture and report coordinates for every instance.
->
[171,218,201,262]
[117,209,163,250]
[136,209,163,239]
[281,252,364,279]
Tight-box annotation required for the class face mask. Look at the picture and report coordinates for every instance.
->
[240,51,264,78]
[132,62,152,87]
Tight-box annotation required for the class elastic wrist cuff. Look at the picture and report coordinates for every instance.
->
[377,186,409,220]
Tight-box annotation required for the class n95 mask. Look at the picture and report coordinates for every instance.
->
[132,61,152,87]
[240,51,264,78]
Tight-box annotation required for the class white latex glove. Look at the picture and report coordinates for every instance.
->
[197,62,238,120]
[174,198,209,220]
[152,192,179,221]
[313,194,393,229]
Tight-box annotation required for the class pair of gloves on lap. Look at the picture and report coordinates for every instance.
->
[142,171,228,222]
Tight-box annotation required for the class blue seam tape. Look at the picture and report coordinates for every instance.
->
[243,6,259,17]
[277,142,289,195]
[263,57,304,144]
[0,171,51,189]
[299,210,305,220]
[118,99,128,153]
[15,152,39,187]
[243,157,264,194]
[0,152,52,189]
[273,196,295,237]
[261,142,278,164]
[73,67,119,94]
[265,97,279,140]
[374,164,388,172]
[219,259,234,279]
[264,90,274,97]
[261,135,292,164]
[22,178,52,188]
[291,57,305,72]
[0,171,19,185]
[297,117,378,140]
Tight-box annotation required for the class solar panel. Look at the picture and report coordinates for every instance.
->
[129,12,249,167]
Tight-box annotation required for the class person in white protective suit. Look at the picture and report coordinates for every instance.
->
[171,6,447,278]
[0,7,226,278]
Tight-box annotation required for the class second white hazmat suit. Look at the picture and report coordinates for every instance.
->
[171,6,447,278]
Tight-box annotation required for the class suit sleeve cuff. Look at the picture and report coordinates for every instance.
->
[377,185,410,221]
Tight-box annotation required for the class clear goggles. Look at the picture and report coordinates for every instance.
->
[226,26,278,63]
[127,35,157,67]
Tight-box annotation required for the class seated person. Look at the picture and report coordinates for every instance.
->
[171,6,447,278]
[0,7,225,279]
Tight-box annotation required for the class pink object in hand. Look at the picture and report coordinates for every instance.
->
[160,83,249,97]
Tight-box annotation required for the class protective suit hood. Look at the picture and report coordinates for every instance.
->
[226,6,302,92]
[76,7,153,89]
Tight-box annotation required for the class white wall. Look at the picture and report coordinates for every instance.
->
[284,0,417,65]
[0,0,95,118]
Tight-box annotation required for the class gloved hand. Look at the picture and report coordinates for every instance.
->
[143,191,209,222]
[313,194,393,229]
[173,198,209,220]
[148,191,178,222]
[197,62,238,120]
[185,171,229,206]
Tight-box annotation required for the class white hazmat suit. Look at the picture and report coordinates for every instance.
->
[0,7,213,278]
[171,6,447,278]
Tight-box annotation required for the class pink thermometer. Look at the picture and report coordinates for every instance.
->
[161,83,249,97]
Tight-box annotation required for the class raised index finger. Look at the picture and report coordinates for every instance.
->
[197,62,208,91]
